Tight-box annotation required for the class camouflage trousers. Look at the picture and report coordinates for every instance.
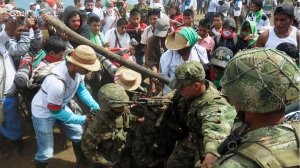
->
[167,138,201,168]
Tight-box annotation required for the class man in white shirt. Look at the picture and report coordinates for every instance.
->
[206,0,220,25]
[92,0,104,21]
[246,0,270,31]
[105,18,130,49]
[159,27,208,95]
[216,0,230,18]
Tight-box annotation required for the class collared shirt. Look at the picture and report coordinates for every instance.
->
[141,25,154,45]
[246,13,270,30]
[198,34,215,56]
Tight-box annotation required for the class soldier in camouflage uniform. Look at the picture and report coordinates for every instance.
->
[213,48,300,168]
[81,84,144,168]
[134,0,151,24]
[116,0,127,20]
[167,60,236,168]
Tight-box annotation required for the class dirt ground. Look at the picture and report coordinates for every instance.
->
[1,10,277,168]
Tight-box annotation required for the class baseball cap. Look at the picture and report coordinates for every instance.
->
[274,2,294,16]
[169,60,206,89]
[154,18,170,37]
[210,47,233,68]
[29,2,37,6]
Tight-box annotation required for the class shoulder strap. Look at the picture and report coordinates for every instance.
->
[114,30,121,48]
[216,34,221,46]
[195,47,206,66]
[288,120,300,147]
[41,73,66,94]
[233,34,238,48]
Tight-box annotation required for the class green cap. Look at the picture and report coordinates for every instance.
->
[98,83,129,112]
[220,48,300,113]
[169,60,206,89]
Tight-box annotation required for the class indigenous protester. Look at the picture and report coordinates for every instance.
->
[206,0,219,26]
[256,2,300,51]
[232,0,242,31]
[105,18,130,49]
[214,48,300,168]
[213,18,242,55]
[240,20,259,49]
[92,0,104,22]
[159,27,208,95]
[197,18,215,58]
[102,0,120,35]
[84,0,93,13]
[169,4,183,29]
[209,46,233,90]
[147,18,170,95]
[81,83,144,168]
[31,45,100,168]
[0,11,34,160]
[183,9,197,30]
[246,0,270,31]
[210,12,224,37]
[167,60,236,168]
[127,9,147,66]
[89,15,108,48]
[141,9,160,66]
[133,0,151,24]
[152,3,170,20]
[263,0,277,18]
[74,0,83,10]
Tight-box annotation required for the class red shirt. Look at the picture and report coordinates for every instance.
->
[127,22,147,56]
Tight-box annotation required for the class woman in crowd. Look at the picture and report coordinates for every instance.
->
[240,20,258,49]
[169,4,183,29]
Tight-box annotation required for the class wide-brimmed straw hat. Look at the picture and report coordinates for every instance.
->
[165,32,189,50]
[114,66,142,91]
[66,45,100,71]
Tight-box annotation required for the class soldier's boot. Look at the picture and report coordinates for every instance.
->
[11,138,35,156]
[34,160,48,168]
[72,141,85,164]
[0,133,9,159]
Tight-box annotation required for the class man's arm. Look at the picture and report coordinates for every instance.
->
[76,81,100,111]
[255,30,268,47]
[5,30,30,57]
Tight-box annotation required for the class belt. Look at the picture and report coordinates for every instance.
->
[3,93,16,98]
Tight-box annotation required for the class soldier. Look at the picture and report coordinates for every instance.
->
[117,0,127,20]
[81,84,144,168]
[214,48,300,167]
[134,0,151,24]
[167,60,236,168]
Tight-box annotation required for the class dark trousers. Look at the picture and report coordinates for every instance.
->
[205,12,215,26]
[197,1,203,14]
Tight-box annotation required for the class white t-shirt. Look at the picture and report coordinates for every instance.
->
[93,6,104,20]
[233,1,243,16]
[141,25,154,45]
[160,44,208,95]
[246,13,270,30]
[105,28,130,49]
[31,61,85,118]
[0,31,16,95]
[102,9,118,35]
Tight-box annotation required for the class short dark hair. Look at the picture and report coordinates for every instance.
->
[5,0,11,4]
[130,8,141,17]
[88,15,100,24]
[16,8,25,13]
[183,9,194,18]
[214,12,224,20]
[43,36,66,54]
[252,0,263,10]
[276,42,298,60]
[241,20,251,31]
[199,19,211,29]
[148,9,160,17]
[79,10,87,19]
[74,0,81,5]
[117,18,128,27]
[84,0,93,5]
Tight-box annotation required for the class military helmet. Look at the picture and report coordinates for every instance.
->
[222,18,236,30]
[210,47,233,68]
[98,83,129,112]
[220,48,300,113]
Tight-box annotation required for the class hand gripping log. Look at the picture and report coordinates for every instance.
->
[46,15,172,85]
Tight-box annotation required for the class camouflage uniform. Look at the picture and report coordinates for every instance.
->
[81,84,139,168]
[133,3,151,24]
[167,61,236,168]
[214,48,300,167]
[117,0,127,20]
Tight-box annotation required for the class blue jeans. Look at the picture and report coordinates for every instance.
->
[32,111,83,163]
[0,96,23,140]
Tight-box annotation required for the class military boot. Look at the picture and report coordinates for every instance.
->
[34,160,48,168]
[11,138,35,156]
[0,133,9,159]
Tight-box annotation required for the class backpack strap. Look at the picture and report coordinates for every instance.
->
[233,34,238,48]
[41,73,66,94]
[216,34,221,46]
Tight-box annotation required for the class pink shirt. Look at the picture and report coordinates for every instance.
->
[198,35,215,56]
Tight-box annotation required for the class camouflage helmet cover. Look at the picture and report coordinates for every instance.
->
[220,48,300,113]
[210,47,234,68]
[169,60,206,89]
[98,83,129,112]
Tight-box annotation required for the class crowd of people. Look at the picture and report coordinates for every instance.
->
[0,0,299,167]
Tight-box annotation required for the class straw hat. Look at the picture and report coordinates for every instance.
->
[165,32,190,50]
[114,66,142,91]
[66,45,100,71]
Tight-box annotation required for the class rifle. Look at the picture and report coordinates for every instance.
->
[108,94,171,107]
[217,111,249,155]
